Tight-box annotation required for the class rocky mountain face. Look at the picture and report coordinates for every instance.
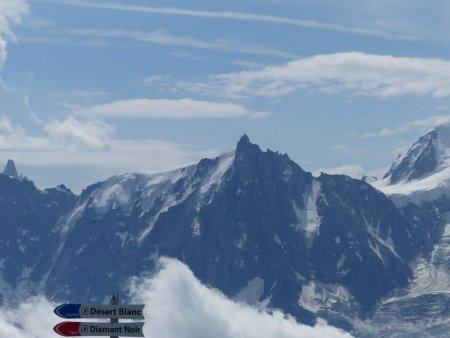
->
[367,126,450,336]
[383,129,438,184]
[0,173,76,302]
[0,134,449,336]
[43,136,434,324]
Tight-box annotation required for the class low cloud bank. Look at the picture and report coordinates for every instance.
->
[0,296,58,338]
[130,257,353,338]
[0,257,353,338]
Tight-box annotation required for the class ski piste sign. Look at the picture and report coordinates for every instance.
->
[53,321,145,337]
[54,304,145,319]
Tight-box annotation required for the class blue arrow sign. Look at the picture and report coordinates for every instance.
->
[54,304,145,319]
[54,304,82,319]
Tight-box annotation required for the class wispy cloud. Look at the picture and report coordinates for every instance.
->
[362,114,450,138]
[325,0,450,45]
[169,51,207,62]
[67,28,297,59]
[0,115,48,150]
[361,127,396,139]
[74,98,268,119]
[185,52,450,99]
[332,144,349,151]
[40,0,412,41]
[313,164,365,179]
[18,35,109,47]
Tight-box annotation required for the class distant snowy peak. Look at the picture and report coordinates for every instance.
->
[2,159,19,179]
[373,125,450,204]
[383,129,438,184]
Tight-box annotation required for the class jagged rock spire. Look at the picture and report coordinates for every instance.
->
[236,134,260,155]
[2,159,19,179]
[238,133,250,145]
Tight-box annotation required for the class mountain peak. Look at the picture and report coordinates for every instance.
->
[372,124,450,204]
[382,128,439,184]
[2,159,19,179]
[235,134,261,159]
[238,133,251,145]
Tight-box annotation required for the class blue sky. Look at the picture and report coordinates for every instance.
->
[1,0,450,192]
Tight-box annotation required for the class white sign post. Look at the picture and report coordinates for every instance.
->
[54,293,145,337]
[110,293,119,338]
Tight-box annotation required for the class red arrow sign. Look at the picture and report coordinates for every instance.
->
[54,321,145,337]
[53,322,81,336]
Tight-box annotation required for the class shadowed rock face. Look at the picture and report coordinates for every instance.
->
[0,137,444,333]
[2,159,19,179]
[0,176,76,295]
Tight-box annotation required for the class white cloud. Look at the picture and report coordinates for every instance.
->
[75,98,268,119]
[14,138,217,171]
[169,51,207,62]
[0,0,28,38]
[0,115,48,150]
[313,164,365,178]
[129,258,354,338]
[192,52,450,99]
[0,258,353,338]
[1,140,217,192]
[362,114,450,138]
[0,115,219,191]
[46,0,410,40]
[0,114,19,134]
[143,75,163,83]
[38,0,450,48]
[9,138,218,193]
[325,0,450,44]
[44,116,114,150]
[0,0,29,68]
[18,35,109,47]
[68,28,297,59]
[332,144,348,151]
[396,115,450,131]
[361,127,396,138]
[0,37,6,67]
[0,296,59,338]
[232,60,264,69]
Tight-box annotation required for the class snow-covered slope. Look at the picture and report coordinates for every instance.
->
[373,125,450,205]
